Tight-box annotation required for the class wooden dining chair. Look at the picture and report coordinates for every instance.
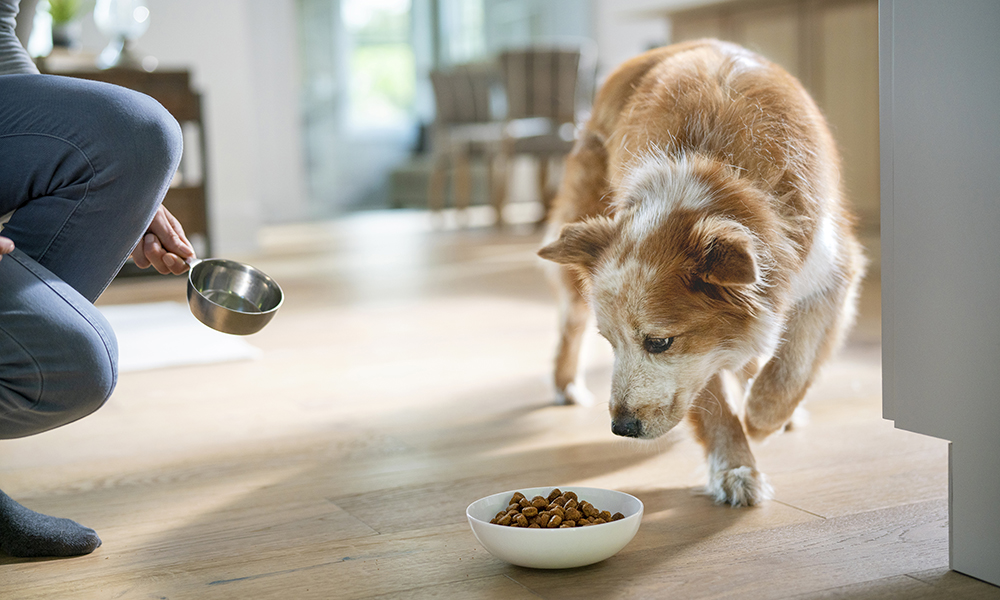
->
[495,44,596,225]
[427,62,504,222]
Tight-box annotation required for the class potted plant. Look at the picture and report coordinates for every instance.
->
[48,0,87,49]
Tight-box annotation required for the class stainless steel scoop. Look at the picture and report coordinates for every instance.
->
[186,257,283,335]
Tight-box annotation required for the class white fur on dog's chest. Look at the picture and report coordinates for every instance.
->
[788,211,839,303]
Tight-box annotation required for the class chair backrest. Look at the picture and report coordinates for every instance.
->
[430,63,498,126]
[499,48,582,123]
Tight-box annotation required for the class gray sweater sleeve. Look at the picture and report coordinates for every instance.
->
[0,0,40,75]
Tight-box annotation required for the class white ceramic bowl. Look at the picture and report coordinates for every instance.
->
[467,486,643,569]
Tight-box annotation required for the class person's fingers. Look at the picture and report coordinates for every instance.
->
[130,207,197,274]
[148,205,195,260]
[162,252,189,275]
[0,236,14,257]
[131,237,151,268]
[144,234,170,274]
[163,209,195,259]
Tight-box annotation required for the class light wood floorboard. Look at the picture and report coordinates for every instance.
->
[1,211,996,598]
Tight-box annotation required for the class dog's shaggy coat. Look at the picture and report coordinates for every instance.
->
[538,40,865,506]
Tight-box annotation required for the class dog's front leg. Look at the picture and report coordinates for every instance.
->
[687,373,773,506]
[744,270,860,440]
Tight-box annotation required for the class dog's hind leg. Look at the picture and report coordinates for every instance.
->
[688,373,772,506]
[549,266,595,405]
[541,132,612,406]
[744,257,863,440]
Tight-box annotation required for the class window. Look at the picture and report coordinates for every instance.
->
[342,0,415,129]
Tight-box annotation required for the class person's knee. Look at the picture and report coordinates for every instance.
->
[114,88,184,180]
[59,315,118,422]
[75,81,183,193]
[34,308,118,433]
[0,304,118,439]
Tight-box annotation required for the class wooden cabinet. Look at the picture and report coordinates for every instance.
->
[669,0,879,233]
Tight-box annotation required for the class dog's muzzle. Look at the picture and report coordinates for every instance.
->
[611,415,643,438]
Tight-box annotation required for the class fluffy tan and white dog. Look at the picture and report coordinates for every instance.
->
[538,40,865,507]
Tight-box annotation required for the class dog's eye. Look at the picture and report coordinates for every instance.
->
[643,336,674,354]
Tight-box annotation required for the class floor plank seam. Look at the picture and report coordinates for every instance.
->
[503,573,548,599]
[903,572,937,588]
[770,499,828,520]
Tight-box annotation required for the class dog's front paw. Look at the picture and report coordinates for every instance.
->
[703,466,773,507]
[555,382,596,406]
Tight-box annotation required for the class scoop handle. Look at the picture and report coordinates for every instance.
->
[185,256,202,269]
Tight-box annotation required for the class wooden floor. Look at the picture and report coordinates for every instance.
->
[1,209,997,599]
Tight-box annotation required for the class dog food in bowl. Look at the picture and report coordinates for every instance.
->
[489,489,626,528]
[467,486,643,569]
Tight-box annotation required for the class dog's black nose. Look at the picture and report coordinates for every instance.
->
[611,416,642,438]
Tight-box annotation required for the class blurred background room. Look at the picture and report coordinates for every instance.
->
[16,0,878,259]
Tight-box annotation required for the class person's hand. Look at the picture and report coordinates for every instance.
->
[130,205,196,275]
[0,235,13,262]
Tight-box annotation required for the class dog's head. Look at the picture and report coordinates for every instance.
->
[539,161,781,439]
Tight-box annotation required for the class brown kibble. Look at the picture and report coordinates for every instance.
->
[490,489,625,529]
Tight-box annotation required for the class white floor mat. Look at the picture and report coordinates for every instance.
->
[98,301,262,373]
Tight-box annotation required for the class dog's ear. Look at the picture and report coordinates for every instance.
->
[695,219,759,287]
[538,216,617,272]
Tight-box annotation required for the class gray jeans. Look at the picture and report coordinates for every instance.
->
[0,73,182,438]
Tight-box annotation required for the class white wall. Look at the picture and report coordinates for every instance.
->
[76,0,307,256]
[591,0,669,78]
[591,0,741,82]
[482,0,594,54]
